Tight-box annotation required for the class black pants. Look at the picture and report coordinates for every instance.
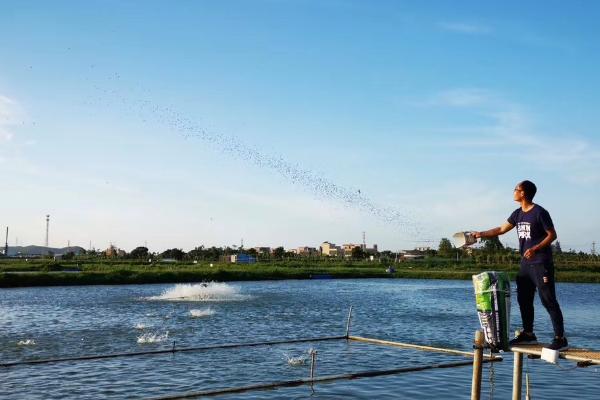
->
[516,262,565,337]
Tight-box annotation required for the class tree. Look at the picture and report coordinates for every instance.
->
[62,251,75,260]
[284,250,297,259]
[161,248,186,261]
[187,246,205,260]
[438,238,454,258]
[204,246,222,261]
[246,248,258,256]
[351,246,366,260]
[272,246,285,260]
[86,249,99,257]
[552,241,563,255]
[482,237,504,253]
[130,246,149,259]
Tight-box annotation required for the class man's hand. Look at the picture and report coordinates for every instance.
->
[524,247,537,260]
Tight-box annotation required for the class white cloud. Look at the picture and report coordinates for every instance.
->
[1,132,13,142]
[438,21,572,53]
[428,88,600,184]
[439,22,492,35]
[0,94,23,144]
[429,88,493,108]
[0,95,17,119]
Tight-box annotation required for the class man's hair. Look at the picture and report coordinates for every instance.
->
[520,180,537,201]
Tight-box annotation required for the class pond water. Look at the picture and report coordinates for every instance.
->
[1,279,598,399]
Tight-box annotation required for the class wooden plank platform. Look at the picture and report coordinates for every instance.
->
[510,344,600,365]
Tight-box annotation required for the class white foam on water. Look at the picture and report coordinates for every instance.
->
[285,354,307,366]
[17,339,36,346]
[283,347,315,366]
[135,323,147,330]
[189,307,215,318]
[137,331,169,344]
[147,282,250,302]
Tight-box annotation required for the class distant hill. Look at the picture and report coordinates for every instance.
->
[3,245,86,257]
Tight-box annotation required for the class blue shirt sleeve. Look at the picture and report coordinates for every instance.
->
[507,209,519,225]
[539,208,554,231]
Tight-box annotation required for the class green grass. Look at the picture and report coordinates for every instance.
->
[1,258,599,287]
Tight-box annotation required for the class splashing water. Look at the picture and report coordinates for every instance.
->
[189,307,215,318]
[137,331,169,344]
[147,282,249,302]
[134,323,147,330]
[283,347,315,366]
[285,354,307,366]
[17,339,36,346]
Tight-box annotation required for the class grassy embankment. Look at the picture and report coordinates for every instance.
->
[1,258,600,287]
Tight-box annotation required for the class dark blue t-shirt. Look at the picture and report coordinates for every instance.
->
[507,204,554,265]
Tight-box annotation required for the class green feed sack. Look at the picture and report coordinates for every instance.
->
[473,271,511,351]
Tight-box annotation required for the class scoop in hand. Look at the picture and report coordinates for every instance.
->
[453,231,477,248]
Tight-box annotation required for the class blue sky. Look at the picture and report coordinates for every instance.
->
[1,1,599,252]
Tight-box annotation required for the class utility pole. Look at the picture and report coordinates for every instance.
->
[593,241,597,256]
[45,215,50,247]
[362,231,366,249]
[4,226,8,257]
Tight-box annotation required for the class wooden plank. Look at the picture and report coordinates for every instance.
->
[510,344,600,365]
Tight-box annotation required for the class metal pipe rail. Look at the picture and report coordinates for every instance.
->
[148,358,500,400]
[349,335,502,361]
[0,335,345,368]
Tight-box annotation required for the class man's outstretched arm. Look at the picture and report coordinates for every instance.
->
[474,222,514,239]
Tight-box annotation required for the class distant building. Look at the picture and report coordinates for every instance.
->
[400,249,425,260]
[254,247,271,254]
[342,243,362,256]
[320,241,342,257]
[105,245,126,258]
[365,244,378,254]
[342,243,378,257]
[4,245,84,257]
[297,246,318,256]
[230,253,256,264]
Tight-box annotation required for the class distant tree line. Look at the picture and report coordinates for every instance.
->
[436,237,599,264]
[48,240,599,264]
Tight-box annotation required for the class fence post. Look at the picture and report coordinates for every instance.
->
[310,350,318,379]
[512,351,523,400]
[345,306,353,338]
[471,330,484,400]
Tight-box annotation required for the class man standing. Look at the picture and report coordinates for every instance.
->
[474,180,568,350]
